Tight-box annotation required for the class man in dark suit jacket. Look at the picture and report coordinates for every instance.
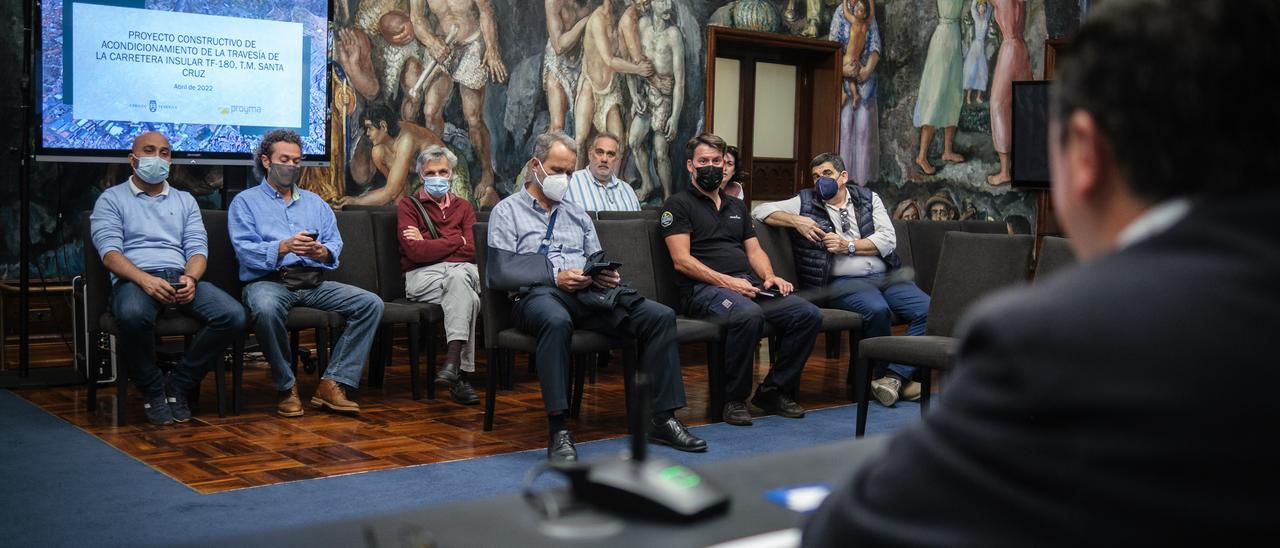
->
[803,1,1280,544]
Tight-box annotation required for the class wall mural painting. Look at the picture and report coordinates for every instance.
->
[1,0,1066,278]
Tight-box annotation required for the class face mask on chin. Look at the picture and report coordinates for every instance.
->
[131,154,170,185]
[534,161,569,202]
[268,162,302,188]
[694,165,724,193]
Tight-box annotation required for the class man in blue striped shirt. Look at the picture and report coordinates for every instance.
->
[563,132,643,212]
[228,130,384,418]
[90,131,246,425]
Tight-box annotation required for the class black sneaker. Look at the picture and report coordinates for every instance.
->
[751,385,806,418]
[164,377,191,423]
[450,379,480,405]
[722,401,753,426]
[143,394,175,426]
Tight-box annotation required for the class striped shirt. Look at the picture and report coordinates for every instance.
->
[563,169,641,212]
[488,187,601,277]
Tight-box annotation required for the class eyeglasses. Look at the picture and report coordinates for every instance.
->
[839,207,852,235]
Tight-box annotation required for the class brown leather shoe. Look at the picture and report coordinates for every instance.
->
[277,386,304,417]
[311,379,360,414]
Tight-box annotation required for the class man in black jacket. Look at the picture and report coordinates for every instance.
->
[803,0,1280,544]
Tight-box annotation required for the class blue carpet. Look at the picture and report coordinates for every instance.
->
[0,389,921,547]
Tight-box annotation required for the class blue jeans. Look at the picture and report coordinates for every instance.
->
[242,280,384,391]
[828,273,930,380]
[112,271,246,397]
[685,276,823,401]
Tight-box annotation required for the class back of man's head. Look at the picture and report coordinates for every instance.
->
[1052,0,1280,202]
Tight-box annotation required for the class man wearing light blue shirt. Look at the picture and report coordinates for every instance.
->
[228,129,383,418]
[488,131,704,464]
[563,133,642,212]
[90,131,246,426]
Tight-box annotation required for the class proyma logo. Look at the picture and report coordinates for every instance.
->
[148,100,157,113]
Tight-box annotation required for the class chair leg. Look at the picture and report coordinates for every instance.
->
[367,327,387,388]
[115,337,129,426]
[621,345,638,437]
[87,333,99,412]
[825,331,840,359]
[502,351,516,390]
[290,330,301,374]
[571,355,588,419]
[408,323,421,400]
[845,329,861,397]
[707,342,726,422]
[214,348,227,418]
[855,356,872,437]
[316,328,330,378]
[232,336,244,415]
[920,369,933,415]
[483,348,500,432]
[424,322,437,399]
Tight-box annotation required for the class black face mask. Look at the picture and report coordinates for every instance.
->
[694,165,724,192]
[268,163,303,188]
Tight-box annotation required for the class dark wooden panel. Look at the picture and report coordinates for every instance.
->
[752,158,799,201]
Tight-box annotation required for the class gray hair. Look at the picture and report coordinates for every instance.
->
[532,131,577,162]
[415,144,457,173]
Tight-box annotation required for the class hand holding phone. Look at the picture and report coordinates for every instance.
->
[169,282,188,290]
[754,285,778,299]
[584,261,623,277]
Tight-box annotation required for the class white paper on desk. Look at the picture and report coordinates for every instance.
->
[707,528,801,548]
[763,484,832,513]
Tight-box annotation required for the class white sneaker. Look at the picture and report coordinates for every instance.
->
[901,380,922,402]
[871,376,901,407]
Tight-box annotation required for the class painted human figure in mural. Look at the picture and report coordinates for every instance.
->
[987,0,1032,186]
[784,0,825,37]
[963,0,992,105]
[893,198,922,221]
[925,191,959,221]
[831,0,881,186]
[913,0,968,177]
[334,102,450,208]
[626,0,684,201]
[407,0,506,206]
[839,0,873,109]
[574,0,655,169]
[543,0,594,133]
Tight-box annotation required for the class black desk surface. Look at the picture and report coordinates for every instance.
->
[221,436,890,548]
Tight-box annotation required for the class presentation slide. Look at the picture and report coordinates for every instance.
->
[40,0,329,159]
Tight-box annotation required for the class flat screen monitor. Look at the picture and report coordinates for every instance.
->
[35,0,330,164]
[1011,80,1051,189]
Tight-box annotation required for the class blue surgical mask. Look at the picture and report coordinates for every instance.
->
[816,176,840,200]
[423,175,450,198]
[132,155,170,185]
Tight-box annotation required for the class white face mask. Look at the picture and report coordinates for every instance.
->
[535,162,569,202]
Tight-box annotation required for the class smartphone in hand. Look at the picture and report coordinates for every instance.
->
[170,282,187,290]
[302,231,320,240]
[583,261,623,277]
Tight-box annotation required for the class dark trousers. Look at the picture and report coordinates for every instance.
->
[686,278,823,401]
[112,270,246,397]
[513,286,687,415]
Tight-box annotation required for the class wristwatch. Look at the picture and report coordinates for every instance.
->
[847,241,857,255]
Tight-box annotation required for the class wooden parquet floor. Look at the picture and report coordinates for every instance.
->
[13,336,863,494]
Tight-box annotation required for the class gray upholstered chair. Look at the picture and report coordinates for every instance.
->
[752,223,865,389]
[81,211,232,425]
[472,222,638,431]
[854,232,1035,436]
[369,210,444,398]
[328,211,424,399]
[1034,236,1076,282]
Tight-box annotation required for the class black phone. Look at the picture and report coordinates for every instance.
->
[584,261,623,277]
[302,231,319,240]
[754,286,778,298]
[170,282,187,290]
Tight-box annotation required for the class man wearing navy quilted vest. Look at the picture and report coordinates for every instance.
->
[753,153,930,408]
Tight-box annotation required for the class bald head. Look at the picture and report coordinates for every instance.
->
[130,131,171,160]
